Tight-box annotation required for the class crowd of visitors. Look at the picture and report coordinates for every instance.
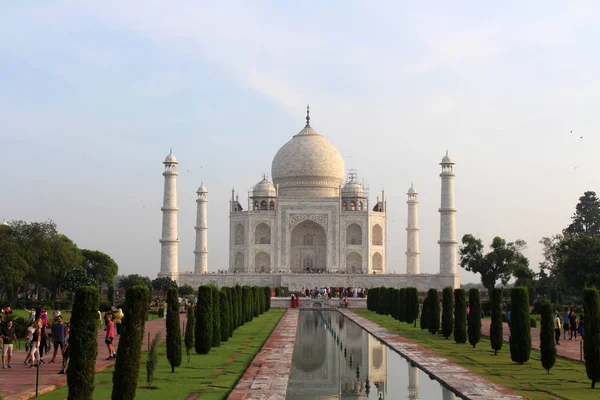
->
[299,287,368,299]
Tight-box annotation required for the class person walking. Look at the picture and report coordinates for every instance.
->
[23,321,36,365]
[1,319,17,369]
[58,326,70,374]
[578,312,585,339]
[553,311,562,345]
[29,319,42,368]
[114,308,124,336]
[569,310,578,340]
[563,307,570,340]
[104,314,116,359]
[49,316,67,363]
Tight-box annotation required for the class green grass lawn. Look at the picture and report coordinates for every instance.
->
[354,310,599,400]
[40,309,285,400]
[9,309,72,323]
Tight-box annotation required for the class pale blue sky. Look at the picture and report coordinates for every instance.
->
[1,1,599,284]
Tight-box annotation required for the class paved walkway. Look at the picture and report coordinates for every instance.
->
[340,310,522,400]
[227,309,299,400]
[480,319,583,361]
[1,318,167,400]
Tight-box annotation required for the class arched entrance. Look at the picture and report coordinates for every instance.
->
[346,252,362,273]
[290,220,327,272]
[254,251,271,273]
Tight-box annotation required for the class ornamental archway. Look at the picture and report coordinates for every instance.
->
[290,220,327,272]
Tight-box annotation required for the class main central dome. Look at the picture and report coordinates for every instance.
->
[271,111,345,198]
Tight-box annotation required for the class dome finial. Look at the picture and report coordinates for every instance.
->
[306,104,310,126]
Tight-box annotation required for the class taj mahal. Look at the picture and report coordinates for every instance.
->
[158,107,459,291]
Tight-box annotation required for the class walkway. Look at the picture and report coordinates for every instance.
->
[340,309,522,400]
[0,318,167,400]
[480,319,583,361]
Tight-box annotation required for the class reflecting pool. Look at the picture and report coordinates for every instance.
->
[286,310,462,399]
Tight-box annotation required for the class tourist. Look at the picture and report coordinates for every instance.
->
[578,312,585,339]
[53,308,62,323]
[58,326,70,374]
[569,310,578,340]
[563,307,570,340]
[39,320,49,363]
[23,306,36,323]
[28,319,42,368]
[506,307,511,328]
[49,316,66,363]
[553,311,561,345]
[98,310,103,328]
[40,308,49,328]
[23,320,36,365]
[114,308,124,335]
[105,314,116,359]
[1,319,17,369]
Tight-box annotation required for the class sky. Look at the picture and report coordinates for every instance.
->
[1,1,599,284]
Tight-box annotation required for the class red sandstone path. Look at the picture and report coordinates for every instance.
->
[480,319,583,361]
[0,318,168,400]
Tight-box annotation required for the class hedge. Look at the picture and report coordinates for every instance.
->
[467,288,481,348]
[405,288,419,326]
[540,300,556,374]
[398,288,406,322]
[212,286,221,348]
[427,289,440,335]
[420,296,429,330]
[584,287,600,388]
[166,287,182,372]
[264,286,271,312]
[490,288,503,355]
[454,289,467,344]
[184,304,195,361]
[441,286,453,339]
[195,285,213,354]
[509,287,531,365]
[219,289,230,343]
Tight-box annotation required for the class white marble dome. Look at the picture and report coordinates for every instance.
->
[342,179,365,198]
[252,177,276,197]
[271,121,345,197]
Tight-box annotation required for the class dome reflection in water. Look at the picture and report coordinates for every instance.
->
[286,310,461,399]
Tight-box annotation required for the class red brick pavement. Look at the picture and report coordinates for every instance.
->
[480,319,583,362]
[0,318,167,400]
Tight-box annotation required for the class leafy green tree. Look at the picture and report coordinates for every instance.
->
[468,289,482,348]
[67,286,99,400]
[564,191,600,235]
[420,297,429,330]
[427,289,440,335]
[178,284,194,296]
[405,288,419,327]
[166,288,181,372]
[459,234,529,291]
[509,287,531,365]
[60,268,97,294]
[211,286,221,348]
[112,285,150,400]
[80,249,119,287]
[584,287,600,388]
[554,235,600,294]
[146,331,162,388]
[195,286,212,354]
[152,276,177,292]
[398,288,406,322]
[540,300,556,374]
[184,305,195,362]
[442,286,453,339]
[490,288,503,355]
[0,225,31,303]
[220,290,231,343]
[117,274,152,290]
[454,289,467,344]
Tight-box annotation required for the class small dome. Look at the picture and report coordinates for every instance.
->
[164,149,177,163]
[197,183,207,193]
[407,183,417,194]
[342,179,365,198]
[1,219,8,226]
[252,177,276,198]
[441,150,454,164]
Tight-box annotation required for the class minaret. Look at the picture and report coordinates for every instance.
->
[438,151,458,275]
[194,183,208,274]
[442,387,456,400]
[408,365,419,399]
[406,183,420,275]
[159,149,179,280]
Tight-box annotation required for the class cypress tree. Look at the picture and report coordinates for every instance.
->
[397,289,405,322]
[442,286,453,339]
[264,286,271,312]
[212,286,221,348]
[242,286,252,323]
[420,297,429,330]
[236,285,243,326]
[405,288,419,326]
[166,288,182,372]
[225,287,234,337]
[468,288,482,348]
[367,287,373,311]
[427,289,440,335]
[67,286,99,400]
[253,286,260,317]
[490,288,503,355]
[454,289,467,344]
[111,285,150,400]
[220,290,231,343]
[230,287,238,332]
[184,304,195,362]
[195,285,212,354]
[540,300,556,374]
[584,287,600,388]
[509,287,531,364]
[388,289,396,319]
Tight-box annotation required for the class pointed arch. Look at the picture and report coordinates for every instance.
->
[346,252,362,273]
[346,223,362,245]
[254,251,271,273]
[254,223,271,244]
[234,223,245,245]
[234,251,244,271]
[372,224,383,246]
[372,252,383,271]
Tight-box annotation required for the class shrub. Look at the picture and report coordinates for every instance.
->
[67,286,99,400]
[532,300,543,315]
[166,288,182,373]
[468,289,481,348]
[184,305,195,362]
[584,287,600,388]
[427,289,440,335]
[454,289,467,344]
[530,317,537,328]
[195,286,212,354]
[509,287,531,365]
[490,288,503,355]
[228,287,238,333]
[224,287,234,337]
[107,286,114,304]
[274,287,281,297]
[540,300,556,374]
[242,286,252,323]
[398,288,406,322]
[235,285,243,327]
[146,331,162,387]
[420,297,429,330]
[405,288,419,327]
[220,290,230,343]
[442,286,453,339]
[264,286,271,312]
[99,300,112,312]
[112,285,150,400]
[211,286,221,348]
[253,286,261,317]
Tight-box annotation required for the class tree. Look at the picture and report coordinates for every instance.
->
[454,289,467,344]
[427,289,440,335]
[554,235,600,294]
[264,286,271,312]
[242,286,252,323]
[184,305,195,362]
[442,286,453,339]
[224,287,234,337]
[564,191,600,236]
[195,286,212,354]
[117,274,152,291]
[509,287,531,365]
[60,267,97,294]
[80,249,119,287]
[540,300,556,374]
[0,226,31,303]
[229,287,238,332]
[112,285,150,400]
[178,284,194,297]
[220,290,231,343]
[398,288,406,322]
[67,286,99,400]
[489,288,503,355]
[405,288,419,327]
[420,297,429,330]
[235,285,243,327]
[584,287,600,388]
[468,288,482,348]
[146,331,162,388]
[459,234,529,291]
[212,286,221,348]
[166,288,182,373]
[152,276,177,292]
[252,286,261,317]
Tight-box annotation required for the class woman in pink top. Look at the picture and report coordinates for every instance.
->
[104,314,116,360]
